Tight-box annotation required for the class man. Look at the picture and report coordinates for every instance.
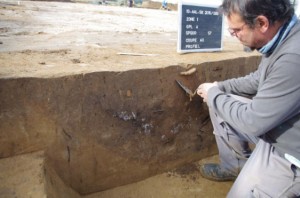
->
[160,0,168,10]
[197,0,300,197]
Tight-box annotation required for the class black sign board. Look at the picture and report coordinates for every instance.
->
[177,2,223,53]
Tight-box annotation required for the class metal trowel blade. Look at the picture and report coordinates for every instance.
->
[175,80,194,96]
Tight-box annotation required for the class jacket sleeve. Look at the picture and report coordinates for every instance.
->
[207,54,300,137]
[217,67,261,97]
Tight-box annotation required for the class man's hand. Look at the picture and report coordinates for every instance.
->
[197,82,217,102]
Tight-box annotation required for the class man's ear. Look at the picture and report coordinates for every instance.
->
[255,15,269,33]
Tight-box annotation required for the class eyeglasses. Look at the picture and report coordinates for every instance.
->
[228,23,246,37]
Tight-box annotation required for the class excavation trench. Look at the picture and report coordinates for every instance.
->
[0,1,262,196]
[0,57,259,196]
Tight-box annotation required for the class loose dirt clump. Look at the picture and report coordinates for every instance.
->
[168,163,201,182]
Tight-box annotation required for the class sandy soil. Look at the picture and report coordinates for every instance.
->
[0,0,251,79]
[0,0,179,78]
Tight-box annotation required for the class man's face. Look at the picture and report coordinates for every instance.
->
[227,12,264,50]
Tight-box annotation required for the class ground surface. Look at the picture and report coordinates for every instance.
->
[0,1,259,197]
[0,0,253,79]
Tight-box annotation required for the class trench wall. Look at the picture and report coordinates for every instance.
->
[0,56,260,195]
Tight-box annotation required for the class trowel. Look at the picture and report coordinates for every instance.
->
[175,80,197,101]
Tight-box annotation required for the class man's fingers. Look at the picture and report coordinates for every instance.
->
[197,89,202,96]
[196,82,217,103]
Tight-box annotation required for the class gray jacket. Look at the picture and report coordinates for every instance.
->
[207,21,300,160]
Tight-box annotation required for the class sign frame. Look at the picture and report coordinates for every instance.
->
[177,1,224,53]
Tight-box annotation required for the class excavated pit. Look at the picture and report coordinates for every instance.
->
[0,1,261,197]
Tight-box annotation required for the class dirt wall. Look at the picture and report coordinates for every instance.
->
[0,56,260,195]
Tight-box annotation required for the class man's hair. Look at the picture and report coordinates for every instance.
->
[219,0,294,27]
